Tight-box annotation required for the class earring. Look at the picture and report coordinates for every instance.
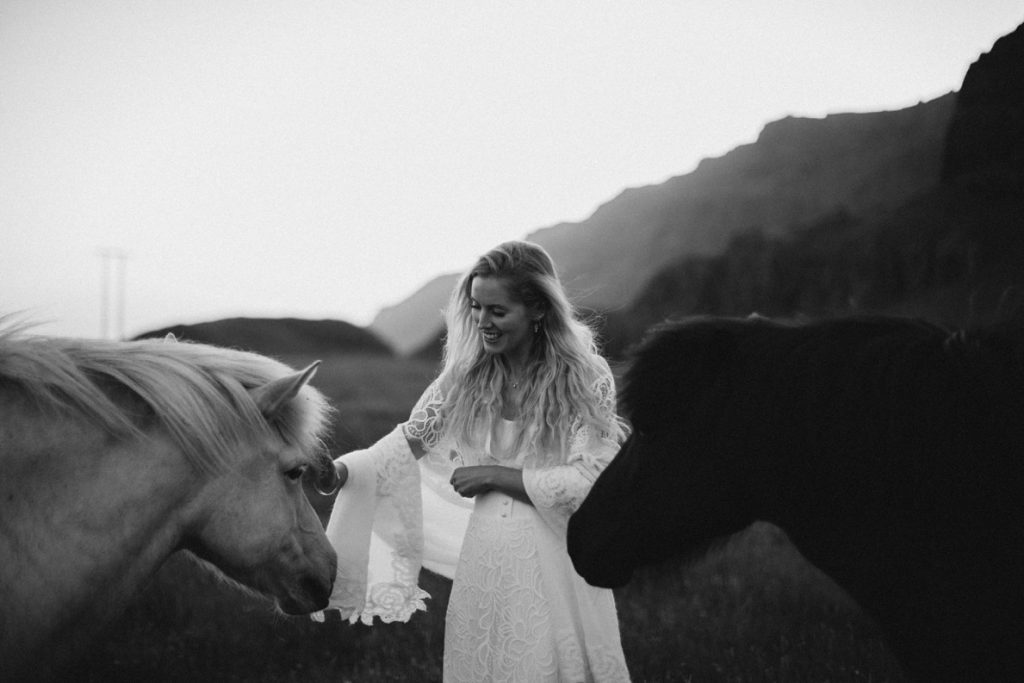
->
[533,321,541,334]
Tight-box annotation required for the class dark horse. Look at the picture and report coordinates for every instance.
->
[568,315,1024,681]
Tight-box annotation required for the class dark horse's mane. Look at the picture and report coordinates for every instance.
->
[608,314,1024,681]
[624,314,996,430]
[623,314,1024,487]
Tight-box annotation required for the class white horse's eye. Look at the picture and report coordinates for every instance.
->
[285,465,308,481]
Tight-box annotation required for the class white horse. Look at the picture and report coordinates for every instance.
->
[0,325,339,680]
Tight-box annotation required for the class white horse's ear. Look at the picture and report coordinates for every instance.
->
[252,361,321,420]
[164,333,178,342]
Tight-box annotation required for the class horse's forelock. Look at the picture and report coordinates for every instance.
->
[112,341,334,472]
[0,328,333,473]
[262,380,335,463]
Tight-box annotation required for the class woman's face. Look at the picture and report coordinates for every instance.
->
[469,276,537,365]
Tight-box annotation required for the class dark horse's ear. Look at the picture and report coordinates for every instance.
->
[251,361,321,421]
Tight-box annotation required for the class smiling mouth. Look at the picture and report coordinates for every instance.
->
[481,329,501,344]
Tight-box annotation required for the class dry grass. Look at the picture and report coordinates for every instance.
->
[77,523,904,682]
[74,354,905,682]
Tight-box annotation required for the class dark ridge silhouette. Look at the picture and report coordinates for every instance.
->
[602,22,1024,359]
[530,95,955,310]
[134,317,392,358]
[942,21,1024,193]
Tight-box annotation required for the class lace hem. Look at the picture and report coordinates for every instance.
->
[443,508,630,682]
[357,582,430,625]
[312,581,429,624]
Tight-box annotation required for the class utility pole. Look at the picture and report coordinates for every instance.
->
[99,248,128,339]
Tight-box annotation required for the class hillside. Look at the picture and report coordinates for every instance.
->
[371,94,956,356]
[134,317,392,358]
[370,273,459,355]
[602,22,1024,358]
[942,22,1024,193]
[529,95,954,309]
[156,24,1022,363]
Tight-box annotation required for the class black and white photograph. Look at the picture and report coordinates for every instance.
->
[3,2,1024,680]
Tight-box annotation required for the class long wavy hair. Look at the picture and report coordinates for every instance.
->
[434,240,627,458]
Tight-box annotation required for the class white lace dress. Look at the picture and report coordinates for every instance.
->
[316,363,630,683]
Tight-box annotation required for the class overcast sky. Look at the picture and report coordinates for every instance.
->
[3,0,1023,339]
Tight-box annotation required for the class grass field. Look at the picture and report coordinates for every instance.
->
[76,353,906,682]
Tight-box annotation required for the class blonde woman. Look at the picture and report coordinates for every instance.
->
[319,240,630,682]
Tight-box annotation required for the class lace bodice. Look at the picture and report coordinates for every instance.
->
[401,359,624,547]
[401,360,622,469]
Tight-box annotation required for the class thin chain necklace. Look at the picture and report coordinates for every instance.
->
[508,357,529,390]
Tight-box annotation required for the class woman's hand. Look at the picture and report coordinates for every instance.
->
[449,465,496,498]
[450,465,528,502]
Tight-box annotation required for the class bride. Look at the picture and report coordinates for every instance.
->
[318,240,631,682]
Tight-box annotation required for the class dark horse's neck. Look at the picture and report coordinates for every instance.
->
[737,317,1024,681]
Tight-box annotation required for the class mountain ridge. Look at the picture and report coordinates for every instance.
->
[144,23,1024,362]
[600,21,1024,357]
[372,94,956,355]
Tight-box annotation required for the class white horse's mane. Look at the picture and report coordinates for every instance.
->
[0,322,333,473]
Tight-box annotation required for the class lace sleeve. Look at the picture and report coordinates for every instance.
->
[401,378,446,453]
[563,362,622,472]
[400,377,472,580]
[578,367,624,467]
[523,420,620,524]
[314,426,429,625]
[522,361,623,536]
